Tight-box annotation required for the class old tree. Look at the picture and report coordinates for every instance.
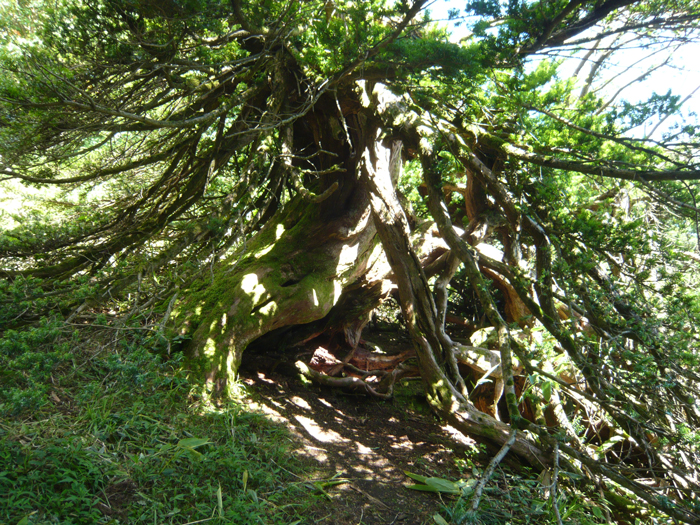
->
[2,0,700,521]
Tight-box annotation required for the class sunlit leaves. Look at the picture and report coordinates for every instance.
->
[290,0,403,78]
[614,90,682,129]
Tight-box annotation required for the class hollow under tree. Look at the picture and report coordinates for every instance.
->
[1,0,700,522]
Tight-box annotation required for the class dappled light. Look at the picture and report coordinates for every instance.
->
[2,0,700,523]
[240,273,266,300]
[241,357,482,523]
[294,415,351,445]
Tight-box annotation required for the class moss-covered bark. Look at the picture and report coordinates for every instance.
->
[359,129,550,466]
[171,83,545,466]
[171,192,377,396]
[171,90,383,396]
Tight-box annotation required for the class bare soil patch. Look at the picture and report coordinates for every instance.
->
[240,333,487,525]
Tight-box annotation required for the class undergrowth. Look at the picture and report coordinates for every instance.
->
[412,450,675,525]
[0,317,309,525]
[432,469,609,525]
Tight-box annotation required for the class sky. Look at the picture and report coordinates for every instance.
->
[425,0,700,140]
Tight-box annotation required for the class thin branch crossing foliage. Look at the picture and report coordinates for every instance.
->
[1,0,700,523]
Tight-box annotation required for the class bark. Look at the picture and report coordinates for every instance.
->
[170,91,382,396]
[170,86,548,467]
[419,152,524,429]
[358,130,550,466]
[170,191,377,396]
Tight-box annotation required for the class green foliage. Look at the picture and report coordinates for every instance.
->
[0,325,308,524]
[405,470,476,495]
[421,468,610,525]
[0,317,71,416]
[398,159,429,217]
[1,1,700,524]
[615,91,683,129]
[384,25,485,80]
[293,1,399,77]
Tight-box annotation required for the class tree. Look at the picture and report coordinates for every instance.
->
[2,0,700,522]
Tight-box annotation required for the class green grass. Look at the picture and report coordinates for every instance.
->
[0,319,309,525]
[432,469,610,525]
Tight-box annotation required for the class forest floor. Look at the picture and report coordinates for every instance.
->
[240,328,491,525]
[1,321,553,525]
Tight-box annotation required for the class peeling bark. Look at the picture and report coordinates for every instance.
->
[359,133,550,466]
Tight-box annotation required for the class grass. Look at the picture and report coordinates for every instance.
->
[0,318,311,525]
[1,313,670,525]
[432,468,610,525]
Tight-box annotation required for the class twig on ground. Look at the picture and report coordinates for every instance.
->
[295,361,392,399]
[551,441,564,525]
[470,428,517,512]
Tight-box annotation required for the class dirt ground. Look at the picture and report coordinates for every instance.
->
[240,331,488,525]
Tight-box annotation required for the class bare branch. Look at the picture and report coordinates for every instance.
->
[504,143,700,181]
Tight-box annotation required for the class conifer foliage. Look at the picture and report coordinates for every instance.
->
[2,1,700,522]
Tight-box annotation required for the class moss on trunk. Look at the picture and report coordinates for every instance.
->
[171,193,377,396]
[171,89,383,397]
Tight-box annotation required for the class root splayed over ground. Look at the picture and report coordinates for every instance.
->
[240,336,489,525]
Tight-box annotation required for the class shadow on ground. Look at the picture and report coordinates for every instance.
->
[240,345,483,525]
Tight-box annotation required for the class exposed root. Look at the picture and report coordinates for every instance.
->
[295,360,393,399]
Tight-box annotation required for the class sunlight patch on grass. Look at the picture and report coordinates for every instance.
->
[0,324,310,525]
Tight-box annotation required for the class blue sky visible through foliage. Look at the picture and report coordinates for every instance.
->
[427,0,700,139]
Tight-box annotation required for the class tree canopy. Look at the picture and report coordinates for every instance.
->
[2,0,700,523]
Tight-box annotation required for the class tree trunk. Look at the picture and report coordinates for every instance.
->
[170,88,548,466]
[171,91,382,396]
[357,130,550,466]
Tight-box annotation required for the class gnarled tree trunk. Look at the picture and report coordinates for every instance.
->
[357,129,550,466]
[171,85,549,466]
[171,91,384,396]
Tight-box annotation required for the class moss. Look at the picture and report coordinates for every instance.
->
[478,424,500,439]
[170,196,376,395]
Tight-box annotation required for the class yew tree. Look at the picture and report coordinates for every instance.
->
[2,0,700,522]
